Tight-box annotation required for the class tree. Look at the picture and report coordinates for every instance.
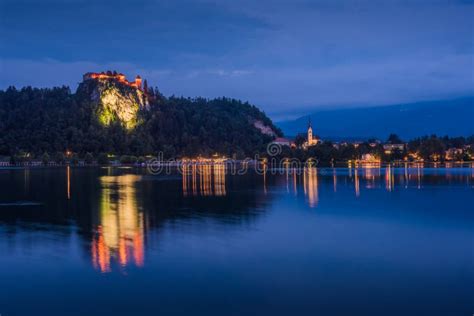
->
[70,154,79,165]
[387,134,403,144]
[41,152,50,165]
[294,134,306,148]
[54,152,65,164]
[418,135,445,161]
[391,148,405,161]
[97,153,109,165]
[84,153,94,164]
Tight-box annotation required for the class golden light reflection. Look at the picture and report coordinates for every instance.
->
[213,164,226,196]
[404,163,409,188]
[284,167,299,195]
[24,168,30,194]
[66,165,71,200]
[417,163,423,189]
[362,164,380,189]
[263,163,268,195]
[182,163,227,197]
[200,165,212,196]
[192,164,197,196]
[354,167,360,197]
[303,167,319,207]
[293,169,298,195]
[91,175,145,273]
[385,165,394,191]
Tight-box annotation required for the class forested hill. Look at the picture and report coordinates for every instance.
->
[0,77,281,158]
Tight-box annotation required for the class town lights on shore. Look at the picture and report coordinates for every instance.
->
[180,156,228,163]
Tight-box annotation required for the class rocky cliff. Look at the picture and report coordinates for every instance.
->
[77,76,148,129]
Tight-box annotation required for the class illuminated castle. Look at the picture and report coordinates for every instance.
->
[83,71,143,90]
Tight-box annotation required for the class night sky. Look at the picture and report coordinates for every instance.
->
[0,0,473,119]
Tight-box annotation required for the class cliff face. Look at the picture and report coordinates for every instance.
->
[253,120,277,137]
[77,77,148,130]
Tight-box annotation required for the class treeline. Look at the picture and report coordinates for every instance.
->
[1,85,472,164]
[0,85,281,159]
[267,134,474,163]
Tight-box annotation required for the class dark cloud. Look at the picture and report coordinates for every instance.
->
[0,0,472,119]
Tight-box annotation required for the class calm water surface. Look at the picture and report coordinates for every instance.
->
[0,166,473,316]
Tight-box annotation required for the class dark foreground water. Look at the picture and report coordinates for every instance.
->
[0,165,473,316]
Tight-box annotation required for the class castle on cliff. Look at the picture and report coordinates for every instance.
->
[83,71,143,90]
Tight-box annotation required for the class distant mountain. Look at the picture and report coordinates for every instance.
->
[276,97,474,140]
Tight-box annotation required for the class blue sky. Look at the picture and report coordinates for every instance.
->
[0,0,473,120]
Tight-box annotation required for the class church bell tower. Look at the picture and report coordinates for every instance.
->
[307,118,313,144]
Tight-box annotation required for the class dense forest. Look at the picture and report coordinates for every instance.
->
[0,82,281,159]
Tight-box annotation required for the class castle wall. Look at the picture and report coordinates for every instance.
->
[83,72,143,90]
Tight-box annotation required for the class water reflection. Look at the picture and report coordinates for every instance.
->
[385,165,394,191]
[1,165,473,316]
[354,167,360,197]
[24,168,30,194]
[0,164,473,275]
[303,168,319,207]
[417,164,423,189]
[67,165,71,200]
[362,165,380,189]
[91,175,145,273]
[182,164,226,197]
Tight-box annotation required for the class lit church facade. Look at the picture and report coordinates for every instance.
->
[303,119,319,149]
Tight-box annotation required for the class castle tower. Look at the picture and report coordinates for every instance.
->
[117,73,126,82]
[135,75,142,89]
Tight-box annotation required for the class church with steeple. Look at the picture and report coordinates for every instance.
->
[303,117,319,149]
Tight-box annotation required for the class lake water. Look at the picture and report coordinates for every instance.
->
[0,165,473,316]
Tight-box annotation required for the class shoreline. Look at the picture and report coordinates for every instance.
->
[1,161,473,170]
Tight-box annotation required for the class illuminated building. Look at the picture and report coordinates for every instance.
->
[445,147,464,161]
[272,137,294,148]
[383,143,405,154]
[302,118,320,149]
[360,153,381,163]
[83,71,144,90]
